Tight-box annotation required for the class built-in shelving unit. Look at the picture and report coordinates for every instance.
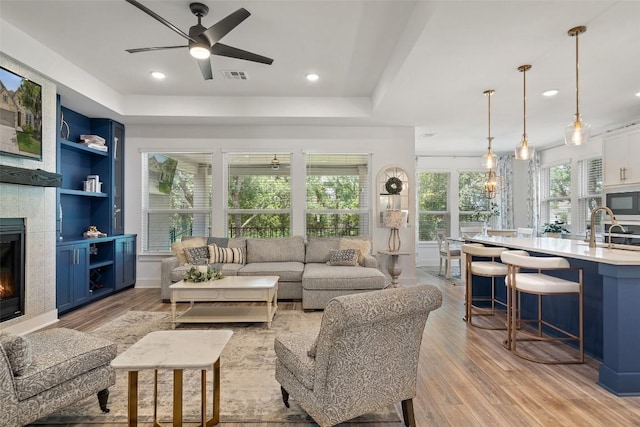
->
[55,96,136,314]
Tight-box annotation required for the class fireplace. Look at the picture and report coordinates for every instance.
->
[0,218,25,322]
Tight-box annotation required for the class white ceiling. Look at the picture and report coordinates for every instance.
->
[2,0,639,155]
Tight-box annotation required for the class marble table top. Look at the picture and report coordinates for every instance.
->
[111,330,233,370]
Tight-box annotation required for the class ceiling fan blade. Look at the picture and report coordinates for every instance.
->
[197,58,213,80]
[201,8,251,46]
[126,45,187,54]
[211,43,274,65]
[125,0,195,42]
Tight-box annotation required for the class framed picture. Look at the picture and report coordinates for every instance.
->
[0,66,43,161]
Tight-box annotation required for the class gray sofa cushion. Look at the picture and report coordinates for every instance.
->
[246,236,305,263]
[305,237,340,263]
[303,263,385,290]
[238,261,304,282]
[13,329,116,401]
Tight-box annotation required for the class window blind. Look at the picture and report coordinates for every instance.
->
[577,157,603,236]
[227,153,291,238]
[417,172,449,240]
[141,152,213,253]
[305,153,370,237]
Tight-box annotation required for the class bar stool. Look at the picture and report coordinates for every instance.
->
[500,250,584,364]
[461,244,509,329]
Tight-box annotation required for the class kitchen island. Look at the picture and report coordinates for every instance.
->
[467,235,640,396]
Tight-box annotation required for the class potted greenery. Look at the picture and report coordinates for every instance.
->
[542,220,569,238]
[471,201,500,234]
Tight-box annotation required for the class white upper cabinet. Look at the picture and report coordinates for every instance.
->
[604,129,640,187]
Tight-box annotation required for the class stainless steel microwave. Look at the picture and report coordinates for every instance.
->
[606,191,640,217]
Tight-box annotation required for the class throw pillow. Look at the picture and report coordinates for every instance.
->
[184,246,210,265]
[326,249,359,266]
[171,237,207,265]
[338,238,371,266]
[0,332,32,376]
[207,236,229,248]
[209,244,246,264]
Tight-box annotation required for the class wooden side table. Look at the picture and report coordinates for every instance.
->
[111,330,233,426]
[378,250,411,287]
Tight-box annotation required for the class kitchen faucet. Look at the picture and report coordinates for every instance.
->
[589,206,625,249]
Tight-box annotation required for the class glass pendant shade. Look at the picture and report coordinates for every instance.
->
[514,138,535,160]
[482,150,497,169]
[515,64,535,159]
[565,26,589,146]
[565,115,591,146]
[482,89,496,169]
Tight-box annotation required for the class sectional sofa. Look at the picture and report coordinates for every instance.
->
[160,236,387,309]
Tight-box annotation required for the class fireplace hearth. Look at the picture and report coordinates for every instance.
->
[0,218,25,322]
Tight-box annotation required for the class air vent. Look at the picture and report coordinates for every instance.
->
[222,71,249,80]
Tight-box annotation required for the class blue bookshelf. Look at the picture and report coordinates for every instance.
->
[56,96,136,313]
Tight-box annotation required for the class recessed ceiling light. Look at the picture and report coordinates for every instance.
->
[635,91,640,97]
[542,89,559,97]
[305,73,319,82]
[150,71,166,80]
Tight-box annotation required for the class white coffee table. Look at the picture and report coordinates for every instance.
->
[110,330,233,427]
[170,275,279,329]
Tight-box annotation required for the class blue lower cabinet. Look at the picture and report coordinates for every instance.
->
[115,235,136,290]
[56,243,89,314]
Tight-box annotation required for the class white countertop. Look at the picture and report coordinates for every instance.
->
[466,236,640,266]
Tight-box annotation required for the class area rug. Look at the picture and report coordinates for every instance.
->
[419,266,464,285]
[36,310,401,424]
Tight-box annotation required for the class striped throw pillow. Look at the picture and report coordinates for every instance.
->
[208,244,246,264]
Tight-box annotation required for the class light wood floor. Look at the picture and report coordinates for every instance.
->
[35,269,640,427]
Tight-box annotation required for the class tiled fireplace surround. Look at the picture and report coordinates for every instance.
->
[0,55,59,334]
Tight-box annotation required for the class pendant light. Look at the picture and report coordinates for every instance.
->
[515,64,535,160]
[484,169,503,199]
[481,89,497,169]
[565,25,590,146]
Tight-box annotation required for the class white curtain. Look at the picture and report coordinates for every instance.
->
[527,153,541,234]
[496,155,513,229]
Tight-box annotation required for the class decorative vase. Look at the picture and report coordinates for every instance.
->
[545,232,561,238]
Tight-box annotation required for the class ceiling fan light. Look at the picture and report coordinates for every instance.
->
[189,44,210,59]
[565,116,591,146]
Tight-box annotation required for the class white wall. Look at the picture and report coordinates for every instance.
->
[0,54,59,334]
[125,125,418,288]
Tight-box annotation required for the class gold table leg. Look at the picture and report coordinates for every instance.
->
[173,369,183,427]
[142,361,222,427]
[127,371,138,427]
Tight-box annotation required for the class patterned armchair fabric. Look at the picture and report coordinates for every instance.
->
[0,328,116,426]
[274,285,443,426]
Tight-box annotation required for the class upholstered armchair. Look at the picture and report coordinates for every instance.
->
[274,285,443,426]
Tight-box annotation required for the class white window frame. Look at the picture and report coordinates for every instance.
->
[140,151,213,254]
[304,153,371,238]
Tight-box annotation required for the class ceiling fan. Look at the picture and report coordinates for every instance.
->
[124,0,273,80]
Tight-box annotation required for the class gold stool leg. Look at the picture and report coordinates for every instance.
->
[127,371,138,427]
